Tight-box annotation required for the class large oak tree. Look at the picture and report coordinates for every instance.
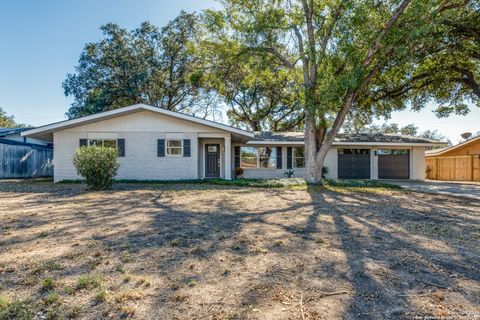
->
[63,12,206,119]
[204,0,477,183]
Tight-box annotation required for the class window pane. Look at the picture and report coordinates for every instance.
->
[103,140,117,148]
[167,140,182,148]
[242,157,257,168]
[89,139,101,146]
[293,147,304,158]
[240,147,257,168]
[393,149,409,155]
[294,158,305,168]
[167,147,182,155]
[377,149,391,155]
[259,147,276,168]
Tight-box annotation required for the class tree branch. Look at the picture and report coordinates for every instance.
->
[363,0,412,67]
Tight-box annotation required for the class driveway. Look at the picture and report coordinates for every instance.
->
[391,180,480,199]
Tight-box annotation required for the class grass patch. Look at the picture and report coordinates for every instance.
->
[120,253,134,263]
[0,296,31,320]
[95,287,108,302]
[60,178,307,188]
[44,291,60,306]
[76,274,102,290]
[323,179,401,189]
[41,277,56,291]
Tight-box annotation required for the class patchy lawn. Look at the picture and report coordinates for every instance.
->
[0,181,479,319]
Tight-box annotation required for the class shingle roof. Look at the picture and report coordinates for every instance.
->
[253,132,445,144]
[425,135,480,156]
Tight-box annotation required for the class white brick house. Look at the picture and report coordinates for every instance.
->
[22,104,444,182]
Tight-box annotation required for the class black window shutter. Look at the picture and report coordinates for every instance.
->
[287,147,293,169]
[183,139,191,157]
[79,139,88,147]
[157,139,165,157]
[117,139,125,157]
[234,146,240,168]
[276,146,282,169]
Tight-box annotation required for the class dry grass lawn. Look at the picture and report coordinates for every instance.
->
[0,181,479,319]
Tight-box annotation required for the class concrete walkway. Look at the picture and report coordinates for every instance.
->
[390,180,480,200]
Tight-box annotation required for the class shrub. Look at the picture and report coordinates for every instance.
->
[234,167,244,178]
[72,146,120,190]
[322,166,329,178]
[283,169,295,178]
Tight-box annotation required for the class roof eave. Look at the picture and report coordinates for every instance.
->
[21,104,254,139]
[246,140,445,146]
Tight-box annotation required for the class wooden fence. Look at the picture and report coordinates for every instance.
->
[0,140,53,178]
[425,155,480,182]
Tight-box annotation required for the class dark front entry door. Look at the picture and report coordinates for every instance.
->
[337,149,371,179]
[205,144,220,177]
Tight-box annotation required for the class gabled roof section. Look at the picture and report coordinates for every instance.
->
[425,135,480,156]
[250,132,447,146]
[21,104,254,139]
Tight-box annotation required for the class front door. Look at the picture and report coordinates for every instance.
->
[205,144,220,178]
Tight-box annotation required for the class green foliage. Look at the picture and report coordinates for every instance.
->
[41,277,55,291]
[72,146,119,190]
[76,274,102,290]
[203,0,478,182]
[43,291,59,306]
[63,12,208,119]
[283,169,295,178]
[0,107,27,128]
[199,41,303,131]
[0,296,31,320]
[94,287,108,302]
[324,179,402,189]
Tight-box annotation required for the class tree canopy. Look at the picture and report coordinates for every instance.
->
[63,12,207,119]
[0,107,27,128]
[204,0,478,182]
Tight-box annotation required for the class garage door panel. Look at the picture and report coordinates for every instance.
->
[378,151,409,179]
[338,149,371,179]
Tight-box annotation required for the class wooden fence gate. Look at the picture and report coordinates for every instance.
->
[0,140,53,178]
[425,155,480,182]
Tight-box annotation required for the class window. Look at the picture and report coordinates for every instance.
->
[240,146,276,168]
[259,147,276,168]
[166,140,182,156]
[293,147,305,168]
[89,139,117,148]
[378,149,409,155]
[338,149,370,154]
[240,147,257,168]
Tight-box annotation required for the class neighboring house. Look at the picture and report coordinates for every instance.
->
[21,104,443,182]
[0,127,53,178]
[425,136,480,182]
[0,127,51,146]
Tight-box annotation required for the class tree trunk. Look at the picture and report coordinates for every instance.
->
[304,110,319,183]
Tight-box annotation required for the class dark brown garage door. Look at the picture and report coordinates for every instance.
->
[338,149,371,179]
[378,149,409,179]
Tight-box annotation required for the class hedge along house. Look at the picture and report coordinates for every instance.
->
[22,104,444,182]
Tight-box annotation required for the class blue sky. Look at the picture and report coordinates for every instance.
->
[0,0,478,144]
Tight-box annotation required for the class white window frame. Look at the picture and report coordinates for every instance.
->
[240,146,258,168]
[293,146,305,168]
[240,146,276,169]
[88,139,117,149]
[166,139,183,157]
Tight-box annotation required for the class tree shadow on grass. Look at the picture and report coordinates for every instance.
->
[1,183,479,319]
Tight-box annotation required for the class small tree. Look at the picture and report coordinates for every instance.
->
[73,146,120,190]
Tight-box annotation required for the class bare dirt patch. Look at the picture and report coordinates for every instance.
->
[0,181,479,319]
